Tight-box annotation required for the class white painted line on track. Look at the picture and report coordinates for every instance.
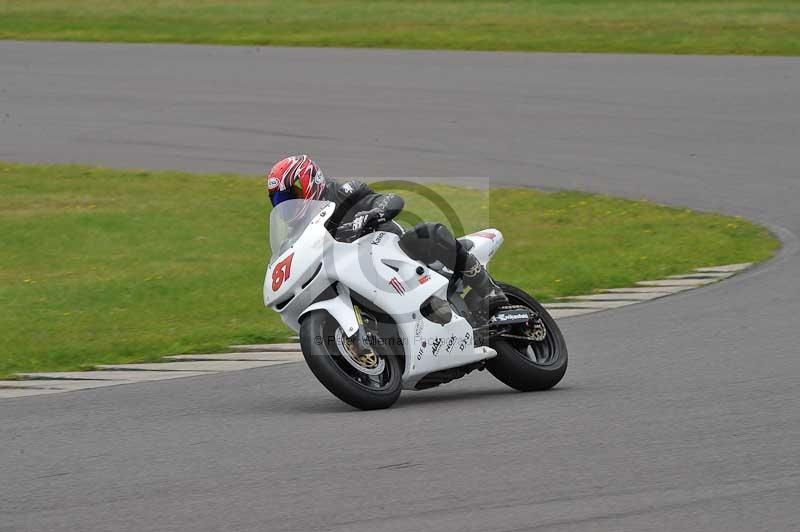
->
[636,279,716,287]
[694,263,752,273]
[602,286,692,294]
[96,360,286,372]
[0,378,160,398]
[547,308,603,319]
[667,272,733,280]
[561,292,669,301]
[165,352,303,362]
[18,370,211,381]
[0,387,76,398]
[544,300,638,309]
[229,343,302,352]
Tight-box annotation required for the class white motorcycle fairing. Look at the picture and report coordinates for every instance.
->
[264,201,504,389]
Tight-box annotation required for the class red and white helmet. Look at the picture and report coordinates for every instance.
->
[267,155,326,207]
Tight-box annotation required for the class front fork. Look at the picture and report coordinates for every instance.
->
[352,304,375,356]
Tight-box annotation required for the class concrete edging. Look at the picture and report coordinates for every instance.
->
[0,262,752,399]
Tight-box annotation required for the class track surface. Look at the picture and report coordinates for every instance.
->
[1,42,799,531]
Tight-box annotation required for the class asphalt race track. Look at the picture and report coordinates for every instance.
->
[1,42,799,531]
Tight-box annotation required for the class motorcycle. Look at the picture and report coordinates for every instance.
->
[264,199,567,410]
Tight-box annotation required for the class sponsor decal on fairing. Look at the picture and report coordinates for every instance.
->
[389,277,405,295]
[445,334,457,353]
[430,337,443,357]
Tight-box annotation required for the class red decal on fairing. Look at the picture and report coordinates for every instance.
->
[471,231,496,240]
[271,253,294,291]
[389,277,405,295]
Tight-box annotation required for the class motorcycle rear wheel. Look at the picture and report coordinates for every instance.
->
[300,310,403,410]
[486,283,568,391]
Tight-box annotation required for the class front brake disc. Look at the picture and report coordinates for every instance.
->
[334,327,386,376]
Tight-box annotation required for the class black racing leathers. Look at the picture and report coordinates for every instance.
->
[324,179,404,237]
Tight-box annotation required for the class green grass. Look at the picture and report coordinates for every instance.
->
[1,1,799,56]
[0,161,778,379]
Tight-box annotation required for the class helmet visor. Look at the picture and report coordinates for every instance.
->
[270,188,294,207]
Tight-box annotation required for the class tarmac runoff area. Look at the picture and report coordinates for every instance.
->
[0,263,750,399]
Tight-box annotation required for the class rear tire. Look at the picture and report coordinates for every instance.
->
[486,283,568,392]
[300,310,402,410]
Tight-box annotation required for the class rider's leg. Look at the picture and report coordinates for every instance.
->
[458,249,508,315]
[376,220,404,236]
[399,223,508,315]
[398,222,457,267]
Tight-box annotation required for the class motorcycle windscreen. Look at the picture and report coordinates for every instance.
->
[268,199,333,261]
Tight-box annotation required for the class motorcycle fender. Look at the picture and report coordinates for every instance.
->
[299,291,360,338]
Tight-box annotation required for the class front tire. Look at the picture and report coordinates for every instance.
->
[300,310,402,410]
[486,283,568,392]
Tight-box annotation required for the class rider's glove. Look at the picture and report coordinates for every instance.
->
[351,209,384,234]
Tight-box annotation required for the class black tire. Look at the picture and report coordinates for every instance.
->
[300,310,402,410]
[485,283,568,392]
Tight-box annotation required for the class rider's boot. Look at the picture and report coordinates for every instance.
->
[461,254,508,320]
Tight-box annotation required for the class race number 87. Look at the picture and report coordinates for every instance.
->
[271,253,294,292]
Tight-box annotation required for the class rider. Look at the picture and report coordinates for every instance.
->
[267,154,508,317]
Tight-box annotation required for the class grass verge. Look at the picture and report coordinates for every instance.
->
[0,161,778,378]
[1,1,799,56]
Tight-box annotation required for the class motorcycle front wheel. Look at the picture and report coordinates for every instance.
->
[486,282,568,392]
[299,310,402,410]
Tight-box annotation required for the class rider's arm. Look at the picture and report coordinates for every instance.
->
[368,192,404,223]
[334,180,405,224]
[328,180,405,239]
[341,192,405,238]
